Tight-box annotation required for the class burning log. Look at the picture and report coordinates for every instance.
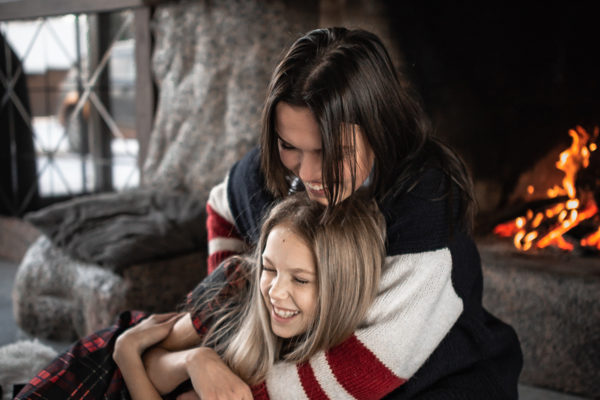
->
[494,126,600,252]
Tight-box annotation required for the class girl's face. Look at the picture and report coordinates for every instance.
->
[260,224,317,338]
[275,102,374,205]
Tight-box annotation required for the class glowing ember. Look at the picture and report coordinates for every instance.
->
[494,125,600,251]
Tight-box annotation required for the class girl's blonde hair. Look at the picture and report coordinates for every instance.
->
[187,193,385,384]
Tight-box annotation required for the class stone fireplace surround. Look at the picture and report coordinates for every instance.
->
[479,238,599,398]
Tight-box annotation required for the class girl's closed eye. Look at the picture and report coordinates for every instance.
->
[262,265,276,273]
[294,277,310,285]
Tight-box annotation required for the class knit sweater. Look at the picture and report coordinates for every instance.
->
[205,147,522,400]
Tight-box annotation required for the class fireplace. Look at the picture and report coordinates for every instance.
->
[475,124,599,399]
[493,126,599,253]
[384,2,599,217]
[379,2,600,398]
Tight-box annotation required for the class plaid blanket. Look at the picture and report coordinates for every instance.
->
[15,311,146,400]
[14,259,262,400]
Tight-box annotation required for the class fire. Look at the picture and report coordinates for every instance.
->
[494,125,600,251]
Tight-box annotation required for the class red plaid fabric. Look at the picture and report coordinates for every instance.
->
[15,310,147,400]
[15,259,261,400]
[188,258,249,336]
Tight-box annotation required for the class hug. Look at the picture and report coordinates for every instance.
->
[16,27,522,399]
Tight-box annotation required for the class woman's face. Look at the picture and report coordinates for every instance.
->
[260,224,317,338]
[275,102,374,205]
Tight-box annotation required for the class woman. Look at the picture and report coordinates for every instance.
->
[15,194,386,400]
[169,27,522,399]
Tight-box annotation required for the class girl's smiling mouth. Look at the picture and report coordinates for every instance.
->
[271,304,300,320]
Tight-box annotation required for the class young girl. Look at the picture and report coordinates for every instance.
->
[186,26,522,399]
[15,193,386,400]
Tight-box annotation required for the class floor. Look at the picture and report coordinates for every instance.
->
[0,257,592,399]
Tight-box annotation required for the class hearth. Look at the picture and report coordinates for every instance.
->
[475,124,599,398]
[478,237,599,398]
[474,126,599,398]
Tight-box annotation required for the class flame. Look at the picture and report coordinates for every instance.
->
[494,125,599,252]
[581,227,600,250]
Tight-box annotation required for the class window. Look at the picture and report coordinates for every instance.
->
[0,1,155,216]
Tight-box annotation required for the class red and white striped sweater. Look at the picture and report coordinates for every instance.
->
[205,177,463,400]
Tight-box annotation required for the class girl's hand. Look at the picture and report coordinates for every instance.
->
[186,347,252,400]
[112,313,182,400]
[114,313,182,363]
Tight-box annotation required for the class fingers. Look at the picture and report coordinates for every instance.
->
[148,312,182,323]
[143,313,185,330]
[122,313,185,353]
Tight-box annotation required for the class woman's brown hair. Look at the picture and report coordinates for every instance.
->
[261,27,475,229]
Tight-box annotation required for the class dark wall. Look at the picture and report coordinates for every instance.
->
[385,2,599,208]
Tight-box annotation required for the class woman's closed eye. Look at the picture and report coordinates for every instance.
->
[277,138,296,150]
[294,277,310,285]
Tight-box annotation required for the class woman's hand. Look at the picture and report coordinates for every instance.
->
[186,347,253,400]
[114,313,181,365]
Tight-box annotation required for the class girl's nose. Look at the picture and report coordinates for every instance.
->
[269,277,288,300]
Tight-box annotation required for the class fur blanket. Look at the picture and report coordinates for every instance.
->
[0,340,57,400]
[24,189,207,270]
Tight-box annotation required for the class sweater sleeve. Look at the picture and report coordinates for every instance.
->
[206,175,246,274]
[263,250,463,400]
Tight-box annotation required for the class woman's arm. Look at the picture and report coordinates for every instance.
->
[185,347,253,400]
[263,250,463,399]
[206,177,246,273]
[144,341,253,399]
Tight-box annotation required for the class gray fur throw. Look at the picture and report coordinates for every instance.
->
[24,188,207,270]
[0,340,57,400]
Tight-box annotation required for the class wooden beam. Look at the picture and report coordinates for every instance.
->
[87,12,113,192]
[0,0,167,21]
[134,7,154,177]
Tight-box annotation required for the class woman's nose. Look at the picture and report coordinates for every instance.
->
[298,153,322,182]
